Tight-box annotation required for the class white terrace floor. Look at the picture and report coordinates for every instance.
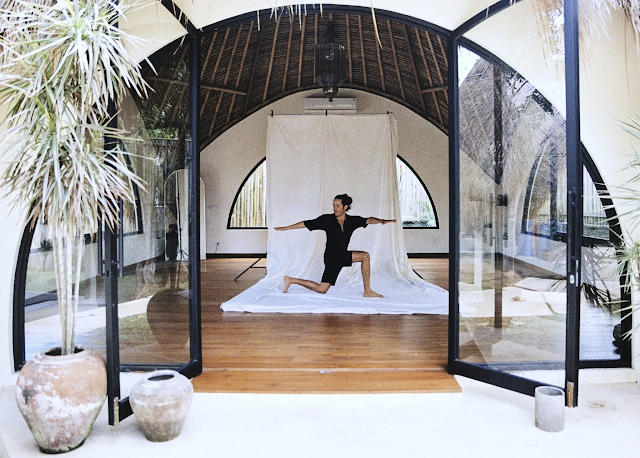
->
[1,369,639,458]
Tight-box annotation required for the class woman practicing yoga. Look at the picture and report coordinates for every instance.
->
[274,194,396,298]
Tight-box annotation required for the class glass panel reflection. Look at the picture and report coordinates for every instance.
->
[24,222,106,362]
[457,46,623,370]
[458,48,567,370]
[116,45,192,366]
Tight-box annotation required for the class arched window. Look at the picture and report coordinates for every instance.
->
[228,159,267,228]
[396,156,438,228]
[228,157,438,228]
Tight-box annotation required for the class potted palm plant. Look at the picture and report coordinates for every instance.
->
[0,0,148,453]
[609,118,640,349]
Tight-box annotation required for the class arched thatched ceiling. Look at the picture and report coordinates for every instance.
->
[139,11,449,150]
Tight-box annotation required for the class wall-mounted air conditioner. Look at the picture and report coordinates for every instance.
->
[304,97,357,115]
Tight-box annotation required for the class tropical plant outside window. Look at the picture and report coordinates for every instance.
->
[229,158,437,228]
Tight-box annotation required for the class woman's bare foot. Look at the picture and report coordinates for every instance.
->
[364,289,384,298]
[283,276,293,293]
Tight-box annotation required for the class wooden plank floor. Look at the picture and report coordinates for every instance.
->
[192,368,461,394]
[197,257,458,393]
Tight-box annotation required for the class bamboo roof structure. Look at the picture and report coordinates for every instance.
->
[137,12,450,150]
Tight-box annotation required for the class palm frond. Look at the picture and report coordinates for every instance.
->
[0,0,149,354]
[531,0,640,62]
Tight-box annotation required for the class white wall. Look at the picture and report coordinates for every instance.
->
[200,88,450,255]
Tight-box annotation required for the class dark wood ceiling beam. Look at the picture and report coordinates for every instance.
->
[236,22,253,89]
[209,93,224,137]
[375,22,385,92]
[346,14,353,82]
[297,17,306,87]
[209,25,243,127]
[421,85,447,94]
[358,15,367,86]
[168,86,187,126]
[224,25,242,86]
[264,16,281,101]
[425,31,444,85]
[431,91,444,128]
[201,31,217,79]
[436,35,449,104]
[403,24,426,114]
[282,19,294,92]
[388,20,404,100]
[437,36,448,69]
[416,29,433,87]
[210,28,229,84]
[424,31,445,127]
[243,23,264,115]
[201,85,246,95]
[227,21,254,124]
[154,46,189,129]
[148,77,247,95]
[200,29,229,119]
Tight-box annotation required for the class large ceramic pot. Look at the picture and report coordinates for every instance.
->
[16,347,107,453]
[129,369,193,442]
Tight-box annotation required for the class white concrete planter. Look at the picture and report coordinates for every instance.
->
[130,370,194,442]
[15,347,107,453]
[534,386,565,432]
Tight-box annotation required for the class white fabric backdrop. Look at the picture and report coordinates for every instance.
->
[221,114,448,314]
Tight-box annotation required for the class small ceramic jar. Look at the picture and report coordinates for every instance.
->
[129,370,194,442]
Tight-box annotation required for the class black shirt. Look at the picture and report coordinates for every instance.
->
[304,214,368,263]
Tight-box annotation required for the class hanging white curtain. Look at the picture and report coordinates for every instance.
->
[221,114,448,314]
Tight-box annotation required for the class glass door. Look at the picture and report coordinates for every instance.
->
[105,37,202,425]
[448,0,581,402]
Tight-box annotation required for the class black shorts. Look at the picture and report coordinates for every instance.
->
[321,251,353,285]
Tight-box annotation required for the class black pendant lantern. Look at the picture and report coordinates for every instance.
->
[315,21,346,101]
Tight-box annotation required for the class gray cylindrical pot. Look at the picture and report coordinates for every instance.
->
[534,386,565,432]
[130,370,194,442]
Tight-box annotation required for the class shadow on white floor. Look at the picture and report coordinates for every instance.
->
[2,370,639,458]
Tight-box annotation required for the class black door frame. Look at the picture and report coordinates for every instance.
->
[447,0,583,406]
[104,33,203,425]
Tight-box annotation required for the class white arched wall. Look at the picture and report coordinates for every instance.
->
[2,0,639,384]
[200,89,449,255]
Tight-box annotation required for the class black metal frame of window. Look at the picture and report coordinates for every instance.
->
[227,155,440,230]
[12,222,34,371]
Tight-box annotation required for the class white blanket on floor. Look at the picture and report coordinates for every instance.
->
[221,114,448,314]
